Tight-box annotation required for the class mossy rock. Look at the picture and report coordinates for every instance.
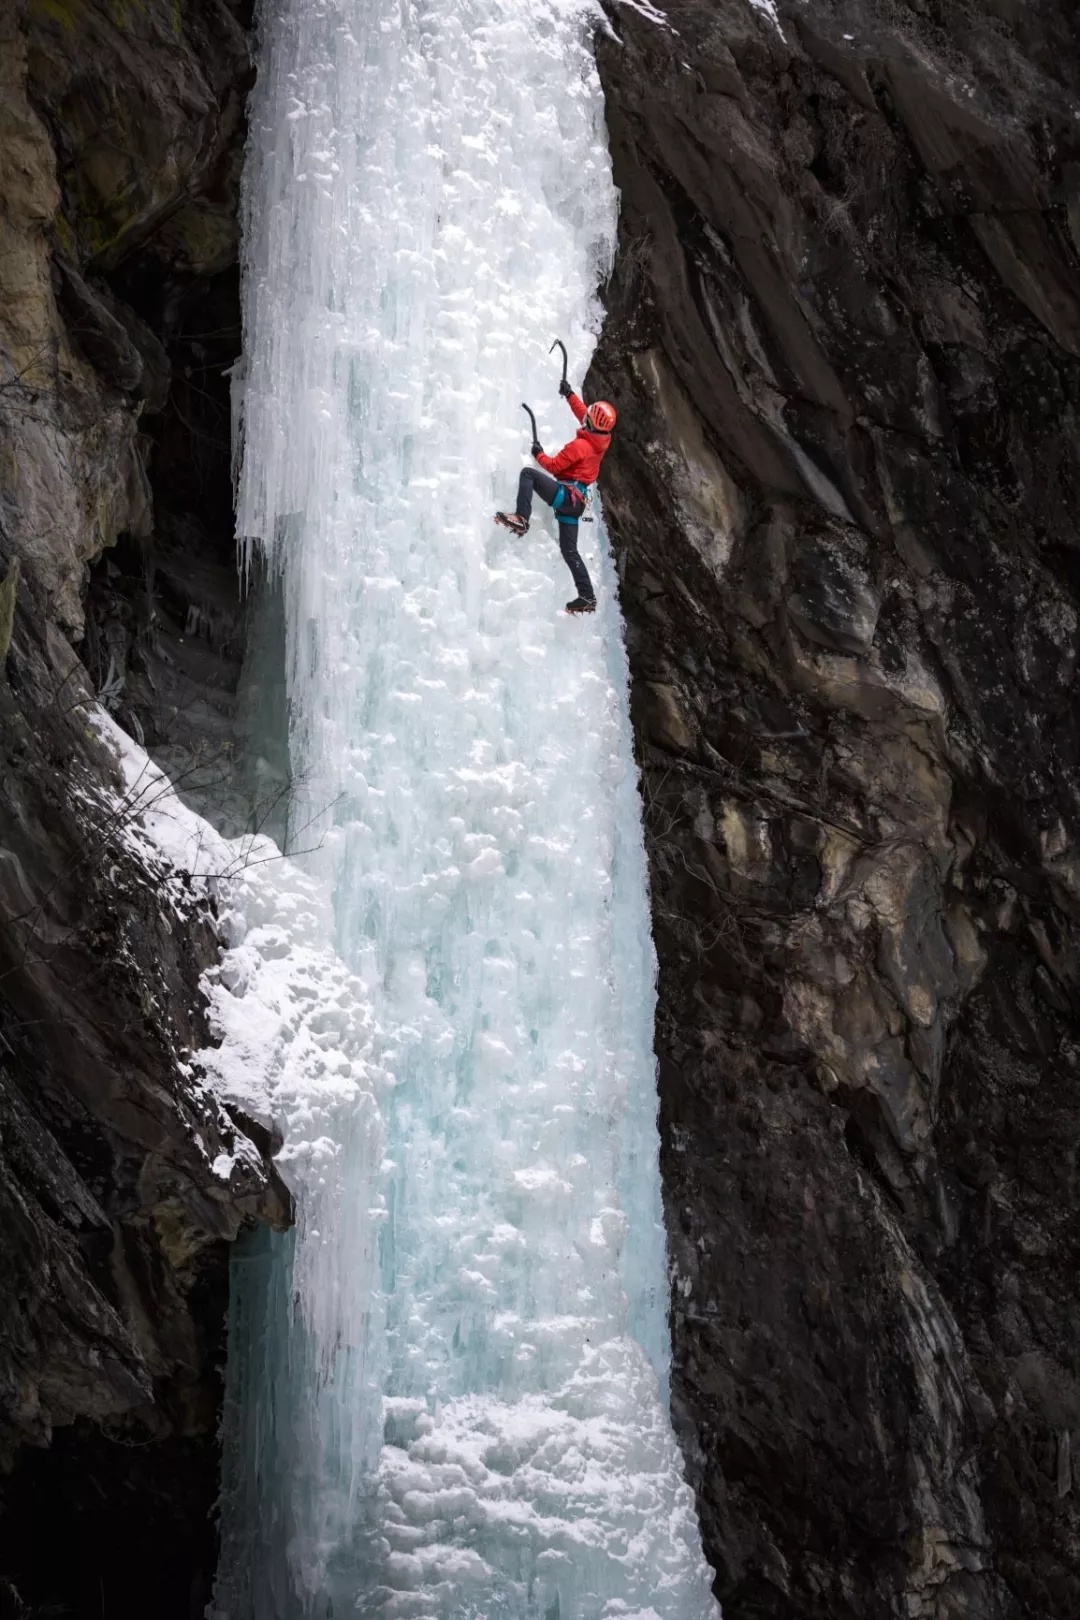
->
[26,0,229,269]
[0,557,21,667]
[154,201,238,277]
[28,0,81,31]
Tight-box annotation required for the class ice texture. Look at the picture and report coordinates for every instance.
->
[212,0,719,1614]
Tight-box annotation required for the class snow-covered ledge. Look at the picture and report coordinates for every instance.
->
[88,708,388,1198]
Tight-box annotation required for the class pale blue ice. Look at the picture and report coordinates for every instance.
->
[211,0,720,1614]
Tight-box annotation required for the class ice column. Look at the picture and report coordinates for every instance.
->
[214,0,720,1613]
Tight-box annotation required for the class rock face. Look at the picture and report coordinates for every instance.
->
[593,1,1080,1615]
[5,0,1080,1616]
[0,4,285,1616]
[0,565,288,1618]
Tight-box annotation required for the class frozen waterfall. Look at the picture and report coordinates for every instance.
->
[212,0,719,1614]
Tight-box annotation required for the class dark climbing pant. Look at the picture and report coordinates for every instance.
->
[515,467,595,604]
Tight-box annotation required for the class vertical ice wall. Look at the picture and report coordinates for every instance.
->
[213,0,720,1614]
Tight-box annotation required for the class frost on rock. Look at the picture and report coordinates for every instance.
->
[614,0,679,34]
[211,0,720,1611]
[746,0,785,38]
[88,707,386,1212]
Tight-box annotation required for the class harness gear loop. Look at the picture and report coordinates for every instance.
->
[552,481,587,525]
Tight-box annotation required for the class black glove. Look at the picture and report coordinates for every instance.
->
[531,440,543,458]
[558,378,573,398]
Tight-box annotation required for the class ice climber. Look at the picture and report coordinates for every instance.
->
[495,380,617,615]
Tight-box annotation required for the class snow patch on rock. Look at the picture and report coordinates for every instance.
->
[87,707,387,1191]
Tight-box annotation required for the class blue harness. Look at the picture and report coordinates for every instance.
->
[552,480,589,526]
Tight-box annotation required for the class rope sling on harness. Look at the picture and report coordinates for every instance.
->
[551,481,587,524]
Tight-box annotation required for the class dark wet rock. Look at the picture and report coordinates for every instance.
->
[0,3,273,1614]
[53,255,172,408]
[26,0,251,276]
[51,255,147,393]
[786,523,880,657]
[596,0,1080,1614]
[0,561,289,1610]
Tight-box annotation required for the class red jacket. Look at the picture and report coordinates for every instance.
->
[536,392,610,485]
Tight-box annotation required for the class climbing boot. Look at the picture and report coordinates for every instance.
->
[565,597,596,615]
[495,511,528,536]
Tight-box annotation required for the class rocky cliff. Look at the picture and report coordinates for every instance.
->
[4,0,1080,1616]
[593,0,1080,1614]
[0,4,286,1616]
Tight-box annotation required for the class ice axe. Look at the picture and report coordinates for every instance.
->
[522,339,568,441]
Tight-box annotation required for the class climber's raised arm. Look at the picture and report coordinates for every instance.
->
[559,377,588,424]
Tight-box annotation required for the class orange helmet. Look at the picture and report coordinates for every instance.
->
[585,401,617,433]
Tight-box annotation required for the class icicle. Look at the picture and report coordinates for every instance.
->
[213,0,719,1612]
